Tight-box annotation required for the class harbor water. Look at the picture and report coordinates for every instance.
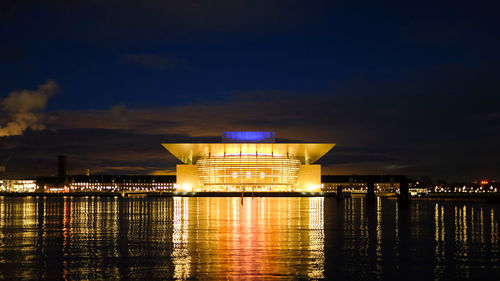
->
[0,196,498,280]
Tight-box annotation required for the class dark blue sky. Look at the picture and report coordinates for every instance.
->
[0,1,499,182]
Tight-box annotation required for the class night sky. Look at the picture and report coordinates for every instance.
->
[0,1,498,182]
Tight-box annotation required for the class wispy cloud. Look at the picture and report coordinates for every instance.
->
[0,80,59,137]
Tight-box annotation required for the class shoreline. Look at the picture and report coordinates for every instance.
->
[1,191,499,202]
[0,191,329,197]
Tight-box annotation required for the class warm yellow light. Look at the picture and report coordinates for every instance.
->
[179,183,193,192]
[197,155,301,190]
[307,184,321,192]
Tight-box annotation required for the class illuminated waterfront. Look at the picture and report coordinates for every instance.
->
[0,197,499,280]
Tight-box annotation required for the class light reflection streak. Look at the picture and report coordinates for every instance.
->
[375,197,382,277]
[434,203,446,280]
[308,197,325,279]
[172,197,191,280]
[394,201,399,268]
[491,208,499,263]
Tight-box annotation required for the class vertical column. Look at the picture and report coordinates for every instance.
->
[336,185,343,201]
[57,155,67,177]
[398,178,410,206]
[366,182,376,203]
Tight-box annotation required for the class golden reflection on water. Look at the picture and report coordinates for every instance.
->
[0,196,500,280]
[171,197,325,279]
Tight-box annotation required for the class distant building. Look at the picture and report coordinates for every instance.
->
[37,175,176,193]
[321,175,407,193]
[163,132,335,192]
[0,179,37,192]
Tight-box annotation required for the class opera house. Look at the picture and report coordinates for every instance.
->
[162,132,335,192]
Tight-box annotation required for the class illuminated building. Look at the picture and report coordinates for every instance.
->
[36,175,176,193]
[163,132,335,192]
[0,179,37,192]
[321,175,405,193]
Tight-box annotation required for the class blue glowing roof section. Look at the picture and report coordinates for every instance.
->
[222,131,276,143]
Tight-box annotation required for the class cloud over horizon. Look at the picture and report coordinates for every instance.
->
[0,80,59,137]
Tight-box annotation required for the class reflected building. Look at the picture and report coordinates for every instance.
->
[170,197,325,279]
[163,132,335,192]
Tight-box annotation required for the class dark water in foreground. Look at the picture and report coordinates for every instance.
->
[0,197,499,280]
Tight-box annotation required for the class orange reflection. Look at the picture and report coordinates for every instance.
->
[171,197,325,280]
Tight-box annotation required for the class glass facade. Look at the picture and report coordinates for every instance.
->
[197,155,301,191]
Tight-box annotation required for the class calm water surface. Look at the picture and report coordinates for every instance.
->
[0,196,499,280]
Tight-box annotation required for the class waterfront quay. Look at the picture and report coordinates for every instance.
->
[1,173,498,202]
[1,191,500,203]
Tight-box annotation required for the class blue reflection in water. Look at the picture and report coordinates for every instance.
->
[0,196,499,280]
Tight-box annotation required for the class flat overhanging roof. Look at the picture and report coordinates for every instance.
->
[162,143,335,164]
